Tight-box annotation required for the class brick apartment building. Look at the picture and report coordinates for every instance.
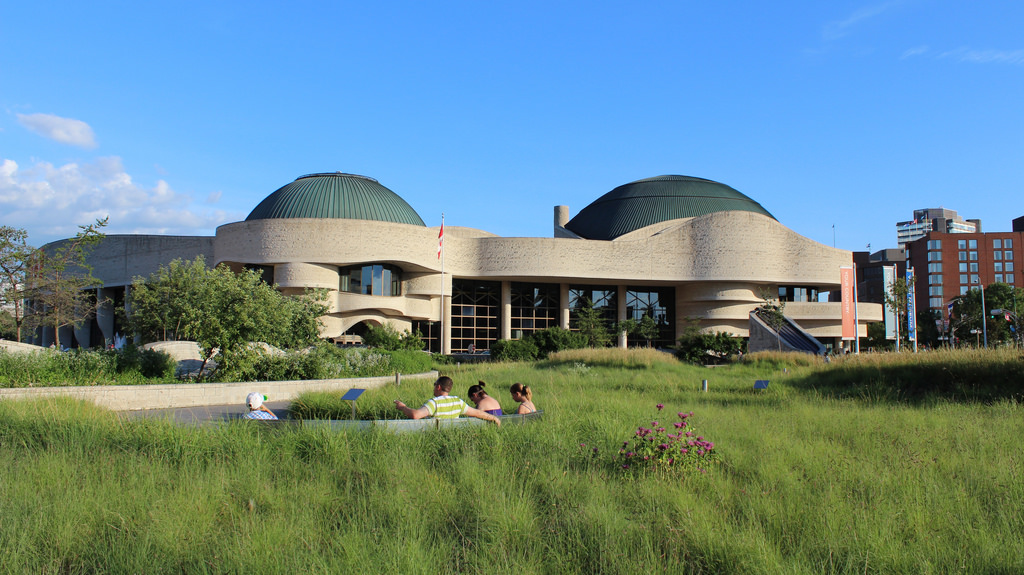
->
[905,215,1024,319]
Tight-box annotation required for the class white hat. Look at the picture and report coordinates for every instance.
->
[246,392,263,410]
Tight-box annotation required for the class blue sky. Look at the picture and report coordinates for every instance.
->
[2,1,1022,252]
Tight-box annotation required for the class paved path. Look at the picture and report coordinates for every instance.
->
[118,400,293,425]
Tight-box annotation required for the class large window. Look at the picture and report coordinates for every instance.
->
[412,320,440,353]
[339,264,402,296]
[244,264,274,285]
[778,285,819,302]
[451,280,500,352]
[510,283,560,339]
[625,287,676,348]
[569,285,617,330]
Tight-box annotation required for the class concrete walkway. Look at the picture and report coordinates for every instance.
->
[118,400,294,425]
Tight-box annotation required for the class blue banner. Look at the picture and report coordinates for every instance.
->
[906,268,916,343]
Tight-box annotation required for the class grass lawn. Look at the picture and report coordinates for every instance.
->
[0,348,1021,573]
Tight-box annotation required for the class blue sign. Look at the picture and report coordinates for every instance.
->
[906,268,916,342]
[341,388,365,401]
[754,380,770,389]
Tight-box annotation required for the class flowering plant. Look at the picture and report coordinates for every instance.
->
[617,405,717,474]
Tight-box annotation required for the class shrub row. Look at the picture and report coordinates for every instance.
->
[0,346,176,387]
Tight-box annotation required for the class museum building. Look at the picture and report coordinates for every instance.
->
[38,172,882,353]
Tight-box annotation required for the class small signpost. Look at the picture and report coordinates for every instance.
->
[341,388,365,420]
[754,380,770,390]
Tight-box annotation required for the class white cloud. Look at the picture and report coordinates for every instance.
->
[822,3,896,41]
[901,45,929,59]
[0,157,245,244]
[940,47,1024,65]
[16,113,98,149]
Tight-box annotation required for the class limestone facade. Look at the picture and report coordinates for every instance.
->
[50,206,882,353]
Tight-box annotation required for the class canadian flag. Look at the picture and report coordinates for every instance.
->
[437,221,444,259]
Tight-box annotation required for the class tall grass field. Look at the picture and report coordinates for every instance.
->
[0,348,1021,573]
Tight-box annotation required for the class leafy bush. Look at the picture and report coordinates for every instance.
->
[674,331,743,365]
[490,338,538,362]
[362,323,403,350]
[529,326,587,359]
[363,323,425,351]
[0,347,180,387]
[115,345,177,379]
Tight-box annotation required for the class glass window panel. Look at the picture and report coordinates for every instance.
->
[1005,239,1013,249]
[971,274,980,284]
[995,274,1004,283]
[959,252,967,261]
[960,275,968,284]
[1006,250,1014,260]
[970,263,978,272]
[372,265,383,295]
[970,251,978,261]
[360,267,372,295]
[994,239,1002,249]
[1006,262,1014,272]
[969,239,977,249]
[995,262,1003,272]
[959,263,967,272]
[958,239,967,249]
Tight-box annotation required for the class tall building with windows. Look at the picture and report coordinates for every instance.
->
[906,226,1023,317]
[36,172,883,352]
[897,208,980,246]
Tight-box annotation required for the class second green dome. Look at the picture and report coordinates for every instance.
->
[565,175,774,240]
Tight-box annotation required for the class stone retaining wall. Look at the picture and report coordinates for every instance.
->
[0,371,438,411]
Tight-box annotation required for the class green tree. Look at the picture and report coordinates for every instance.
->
[637,314,661,347]
[127,257,329,375]
[363,322,425,351]
[949,283,1023,348]
[529,326,586,358]
[617,318,638,347]
[916,309,942,349]
[27,218,108,349]
[573,298,612,348]
[125,257,208,342]
[0,226,35,341]
[862,321,893,352]
[882,275,915,351]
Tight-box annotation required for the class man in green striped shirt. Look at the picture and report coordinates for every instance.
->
[394,376,501,426]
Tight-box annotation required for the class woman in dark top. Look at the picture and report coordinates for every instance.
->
[467,381,503,416]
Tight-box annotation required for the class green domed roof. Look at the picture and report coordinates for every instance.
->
[246,173,425,226]
[565,175,774,240]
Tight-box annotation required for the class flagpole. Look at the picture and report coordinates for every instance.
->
[853,262,860,354]
[439,213,445,354]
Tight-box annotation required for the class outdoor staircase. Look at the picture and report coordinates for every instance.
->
[748,311,826,355]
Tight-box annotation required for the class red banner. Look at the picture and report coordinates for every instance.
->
[840,266,855,340]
